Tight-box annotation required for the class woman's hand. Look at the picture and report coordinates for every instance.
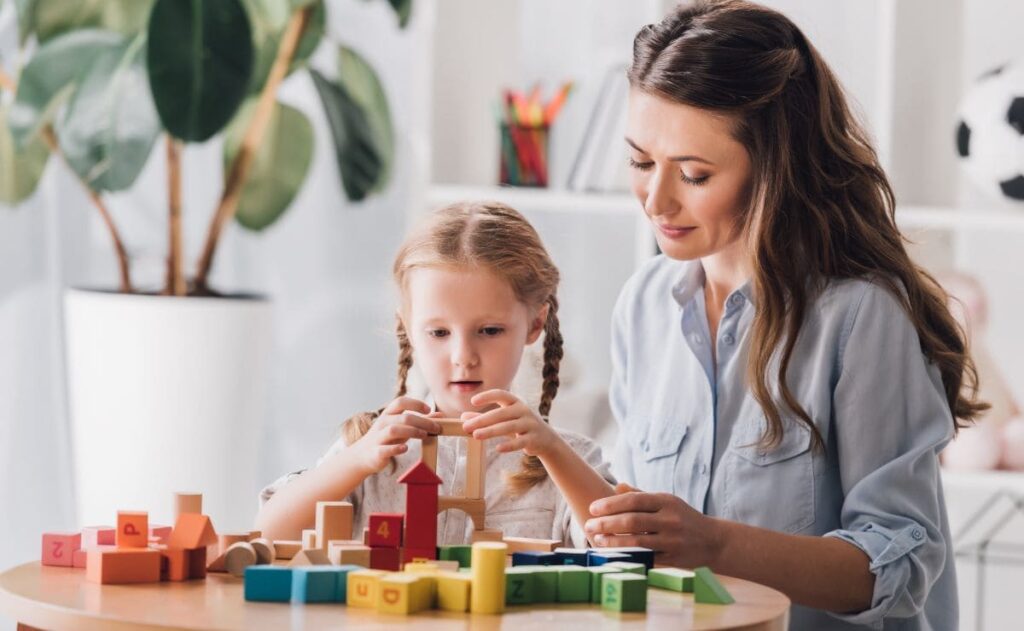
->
[584,491,725,569]
[353,397,441,474]
[460,389,559,457]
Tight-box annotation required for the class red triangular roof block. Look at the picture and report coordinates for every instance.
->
[397,460,442,485]
[169,513,218,550]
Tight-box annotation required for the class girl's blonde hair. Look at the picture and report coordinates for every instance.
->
[341,201,563,495]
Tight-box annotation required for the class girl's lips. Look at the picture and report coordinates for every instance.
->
[449,381,483,393]
[658,224,696,239]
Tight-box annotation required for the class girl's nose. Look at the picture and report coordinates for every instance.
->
[451,339,479,368]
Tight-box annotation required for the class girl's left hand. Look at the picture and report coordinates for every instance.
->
[460,389,558,457]
[584,491,725,569]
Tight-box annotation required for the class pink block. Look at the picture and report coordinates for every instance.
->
[82,526,116,549]
[149,525,173,544]
[42,532,81,567]
[73,548,88,569]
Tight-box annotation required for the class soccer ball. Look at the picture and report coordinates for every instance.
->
[955,62,1024,202]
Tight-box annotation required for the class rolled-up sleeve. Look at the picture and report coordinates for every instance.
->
[824,283,955,626]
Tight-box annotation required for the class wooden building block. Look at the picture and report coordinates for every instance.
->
[160,547,190,582]
[587,566,621,603]
[401,547,437,564]
[505,566,536,605]
[347,569,388,608]
[362,527,370,545]
[86,548,161,584]
[169,513,216,550]
[116,511,149,548]
[435,571,472,612]
[81,526,115,549]
[369,546,401,571]
[174,493,202,519]
[434,419,469,436]
[594,546,655,570]
[148,525,172,545]
[471,528,504,544]
[206,552,227,573]
[42,532,80,567]
[288,548,330,567]
[377,574,432,614]
[586,551,631,566]
[470,542,507,614]
[73,548,88,569]
[648,567,695,593]
[405,559,458,573]
[421,435,438,472]
[292,566,342,603]
[556,565,591,602]
[514,565,558,602]
[438,496,486,531]
[368,513,403,548]
[328,542,371,567]
[503,537,561,554]
[244,566,292,602]
[248,530,262,540]
[439,545,473,568]
[512,551,557,566]
[331,565,365,604]
[302,529,317,550]
[225,542,257,578]
[465,438,485,499]
[315,501,354,549]
[693,566,734,605]
[187,547,207,579]
[553,547,589,566]
[250,538,276,564]
[399,462,442,552]
[218,533,250,556]
[601,572,647,612]
[604,561,646,575]
[273,540,302,560]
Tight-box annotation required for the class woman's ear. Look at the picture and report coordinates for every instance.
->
[525,302,550,345]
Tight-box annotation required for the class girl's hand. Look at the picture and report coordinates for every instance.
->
[353,397,441,474]
[584,491,725,569]
[460,389,559,458]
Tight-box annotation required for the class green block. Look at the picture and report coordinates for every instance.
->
[515,565,558,602]
[601,572,647,612]
[648,567,695,593]
[505,567,537,605]
[439,545,473,568]
[587,566,621,604]
[603,561,646,576]
[694,567,734,605]
[556,566,590,603]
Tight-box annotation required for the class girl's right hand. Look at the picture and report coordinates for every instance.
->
[353,397,441,474]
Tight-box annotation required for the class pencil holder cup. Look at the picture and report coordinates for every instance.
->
[499,123,549,187]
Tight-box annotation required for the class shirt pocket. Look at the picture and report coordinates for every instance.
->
[626,415,688,494]
[723,415,815,534]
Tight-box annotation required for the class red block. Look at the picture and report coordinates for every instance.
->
[368,513,404,548]
[402,546,437,564]
[42,532,81,567]
[149,524,173,544]
[187,547,207,579]
[160,547,190,582]
[397,462,441,553]
[369,546,401,571]
[81,526,115,548]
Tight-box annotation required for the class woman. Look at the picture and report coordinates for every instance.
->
[583,2,985,629]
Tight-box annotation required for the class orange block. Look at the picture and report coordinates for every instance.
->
[160,547,190,582]
[169,513,217,550]
[117,512,149,548]
[42,532,80,567]
[87,548,161,584]
[188,547,207,579]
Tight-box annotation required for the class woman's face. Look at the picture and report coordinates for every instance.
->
[626,88,753,262]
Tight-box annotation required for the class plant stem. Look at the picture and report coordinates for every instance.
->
[0,64,134,293]
[192,6,313,294]
[165,136,185,296]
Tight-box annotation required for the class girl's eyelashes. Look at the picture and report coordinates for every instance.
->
[628,156,710,186]
[427,328,449,338]
[480,326,504,337]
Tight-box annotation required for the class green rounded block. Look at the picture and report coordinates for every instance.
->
[648,567,695,593]
[556,566,590,603]
[505,567,537,605]
[603,561,646,575]
[244,566,293,602]
[601,572,647,613]
[439,545,472,568]
[693,566,735,605]
[587,566,621,604]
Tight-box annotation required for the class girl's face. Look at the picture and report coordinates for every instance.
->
[625,89,753,262]
[403,266,546,418]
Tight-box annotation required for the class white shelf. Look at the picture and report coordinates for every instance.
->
[942,469,1024,495]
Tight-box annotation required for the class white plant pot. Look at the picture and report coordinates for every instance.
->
[63,289,272,530]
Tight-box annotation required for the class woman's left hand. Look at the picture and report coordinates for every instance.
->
[460,389,558,457]
[584,491,725,569]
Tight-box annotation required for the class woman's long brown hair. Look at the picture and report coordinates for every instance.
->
[629,0,987,449]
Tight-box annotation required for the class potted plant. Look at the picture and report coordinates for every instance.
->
[0,0,408,528]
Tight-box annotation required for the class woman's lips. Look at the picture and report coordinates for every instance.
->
[657,224,696,239]
[449,381,483,393]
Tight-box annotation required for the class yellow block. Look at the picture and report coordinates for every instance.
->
[436,571,472,612]
[470,542,507,614]
[347,569,388,608]
[377,574,433,615]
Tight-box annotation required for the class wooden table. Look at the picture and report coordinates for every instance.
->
[0,562,790,630]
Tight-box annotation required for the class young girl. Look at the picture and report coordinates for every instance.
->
[255,201,616,547]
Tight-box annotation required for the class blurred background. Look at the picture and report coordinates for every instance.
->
[2,0,1024,628]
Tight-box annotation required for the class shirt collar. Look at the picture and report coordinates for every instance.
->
[671,260,755,308]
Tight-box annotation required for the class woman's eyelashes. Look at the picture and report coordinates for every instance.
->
[627,156,709,186]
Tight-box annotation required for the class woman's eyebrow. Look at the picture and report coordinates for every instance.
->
[625,137,715,166]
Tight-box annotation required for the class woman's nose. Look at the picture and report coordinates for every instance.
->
[643,167,681,218]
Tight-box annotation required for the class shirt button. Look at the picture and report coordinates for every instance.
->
[722,333,735,345]
[912,529,924,540]
[729,294,744,307]
[692,334,703,345]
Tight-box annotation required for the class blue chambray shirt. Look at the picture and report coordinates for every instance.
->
[610,255,957,630]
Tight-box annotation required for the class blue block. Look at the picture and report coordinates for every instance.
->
[512,551,558,566]
[553,547,590,566]
[331,564,364,603]
[292,566,342,603]
[587,551,632,566]
[245,566,293,602]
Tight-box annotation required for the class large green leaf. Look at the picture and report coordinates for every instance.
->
[223,99,313,231]
[0,103,50,205]
[28,0,154,44]
[310,68,383,203]
[337,46,393,193]
[242,0,324,94]
[57,34,161,192]
[147,0,254,142]
[8,29,124,149]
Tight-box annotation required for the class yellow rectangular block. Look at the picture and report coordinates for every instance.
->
[436,571,472,612]
[377,574,432,615]
[347,569,388,608]
[471,542,507,614]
